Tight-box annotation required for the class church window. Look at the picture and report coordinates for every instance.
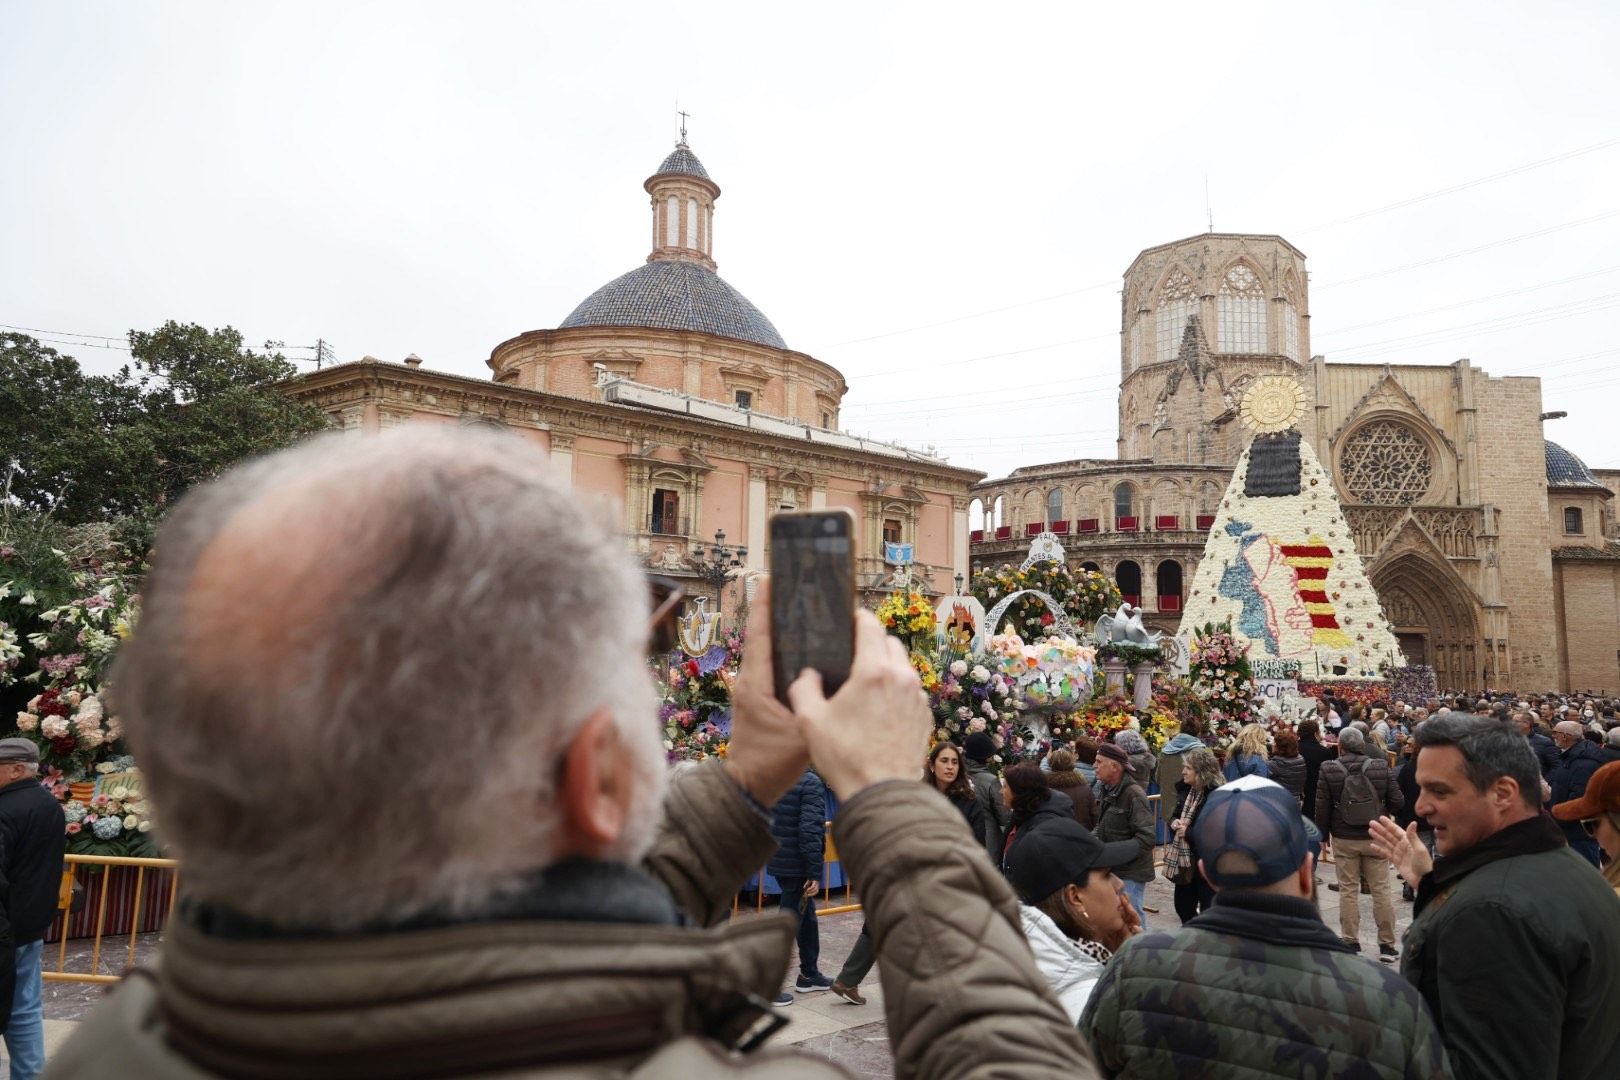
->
[1155,268,1197,362]
[821,411,830,428]
[1564,507,1583,534]
[651,488,683,534]
[687,197,699,248]
[1116,560,1142,605]
[1217,264,1267,353]
[665,196,679,246]
[734,390,753,410]
[1156,561,1183,610]
[883,518,903,545]
[1339,419,1434,505]
[1113,483,1135,521]
[992,496,1005,529]
[1047,488,1064,523]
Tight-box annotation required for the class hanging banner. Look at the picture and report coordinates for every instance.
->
[884,542,914,565]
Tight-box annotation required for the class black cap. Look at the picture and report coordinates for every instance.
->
[962,731,996,763]
[1004,817,1140,903]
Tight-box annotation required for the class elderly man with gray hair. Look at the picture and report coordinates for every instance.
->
[47,427,1096,1079]
[1549,719,1605,866]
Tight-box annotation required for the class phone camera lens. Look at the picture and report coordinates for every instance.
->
[823,519,837,534]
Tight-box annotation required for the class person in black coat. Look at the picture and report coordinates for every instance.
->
[1549,721,1605,866]
[1297,720,1333,821]
[0,738,68,1065]
[999,762,1074,874]
[1392,737,1432,901]
[768,769,828,996]
[1514,710,1560,776]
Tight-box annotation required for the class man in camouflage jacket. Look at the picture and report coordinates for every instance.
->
[1080,776,1452,1079]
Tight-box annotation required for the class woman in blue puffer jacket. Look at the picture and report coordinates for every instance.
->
[1222,723,1271,781]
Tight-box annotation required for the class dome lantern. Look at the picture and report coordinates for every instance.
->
[645,137,721,272]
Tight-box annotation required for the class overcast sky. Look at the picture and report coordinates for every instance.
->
[4,1,1617,481]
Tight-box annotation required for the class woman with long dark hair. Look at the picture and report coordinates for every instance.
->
[831,742,982,1006]
[1165,747,1223,923]
[1001,762,1075,873]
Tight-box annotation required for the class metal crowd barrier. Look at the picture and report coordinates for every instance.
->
[46,854,181,985]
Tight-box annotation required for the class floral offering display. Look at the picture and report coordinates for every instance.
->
[971,562,1121,643]
[2,521,159,853]
[927,657,1018,750]
[1050,695,1179,755]
[987,633,1095,713]
[1383,662,1438,705]
[1297,680,1388,712]
[1188,620,1257,738]
[59,757,158,858]
[656,625,743,763]
[875,587,937,653]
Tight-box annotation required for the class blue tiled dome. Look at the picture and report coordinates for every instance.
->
[654,144,710,181]
[1545,440,1604,489]
[560,261,787,349]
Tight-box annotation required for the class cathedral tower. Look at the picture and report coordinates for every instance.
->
[1118,234,1311,465]
[645,137,720,271]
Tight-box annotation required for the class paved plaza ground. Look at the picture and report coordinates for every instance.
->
[37,852,1411,1077]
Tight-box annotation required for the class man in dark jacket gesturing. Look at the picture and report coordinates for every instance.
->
[0,737,66,1079]
[1372,714,1620,1080]
[1548,721,1604,866]
[1314,727,1402,959]
[1091,743,1155,922]
[768,769,829,1000]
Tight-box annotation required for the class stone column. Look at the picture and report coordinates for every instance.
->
[1131,662,1155,709]
[746,466,768,569]
[548,433,575,489]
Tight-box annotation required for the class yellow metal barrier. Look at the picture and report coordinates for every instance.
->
[47,854,181,985]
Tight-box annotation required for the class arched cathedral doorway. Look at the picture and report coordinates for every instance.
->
[1370,553,1482,692]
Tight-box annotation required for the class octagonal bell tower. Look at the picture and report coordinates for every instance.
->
[1118,234,1311,465]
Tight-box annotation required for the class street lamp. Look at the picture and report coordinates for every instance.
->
[954,572,965,594]
[690,528,748,600]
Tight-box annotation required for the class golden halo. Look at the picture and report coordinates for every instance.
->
[1240,376,1307,433]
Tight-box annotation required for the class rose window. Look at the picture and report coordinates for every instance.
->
[1340,420,1433,505]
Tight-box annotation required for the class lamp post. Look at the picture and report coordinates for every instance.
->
[954,572,965,595]
[691,529,748,603]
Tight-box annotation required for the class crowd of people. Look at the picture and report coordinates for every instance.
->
[31,426,1620,1079]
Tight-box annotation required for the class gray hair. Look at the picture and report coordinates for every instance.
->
[1337,727,1366,754]
[111,426,662,931]
[1606,727,1620,750]
[1114,729,1147,754]
[1413,713,1542,811]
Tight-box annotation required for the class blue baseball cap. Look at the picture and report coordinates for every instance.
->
[1190,775,1309,889]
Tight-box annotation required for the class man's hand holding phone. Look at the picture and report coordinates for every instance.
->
[725,578,812,807]
[788,609,930,798]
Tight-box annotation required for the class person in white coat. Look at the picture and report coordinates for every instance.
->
[1004,815,1143,1023]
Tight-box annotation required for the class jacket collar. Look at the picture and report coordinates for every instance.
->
[156,891,793,1078]
[185,858,683,939]
[0,777,41,799]
[1414,813,1566,915]
[1188,889,1353,953]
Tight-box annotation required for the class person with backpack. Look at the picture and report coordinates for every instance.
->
[1314,727,1403,961]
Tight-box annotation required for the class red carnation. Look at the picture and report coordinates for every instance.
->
[684,660,700,678]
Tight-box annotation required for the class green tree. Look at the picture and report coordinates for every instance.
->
[1,323,327,537]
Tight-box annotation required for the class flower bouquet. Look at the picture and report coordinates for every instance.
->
[987,632,1096,715]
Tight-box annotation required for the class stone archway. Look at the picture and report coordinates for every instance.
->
[1370,552,1482,692]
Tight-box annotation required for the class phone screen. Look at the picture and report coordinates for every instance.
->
[769,510,856,705]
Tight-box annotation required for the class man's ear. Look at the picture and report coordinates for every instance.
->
[556,710,630,860]
[1197,858,1219,893]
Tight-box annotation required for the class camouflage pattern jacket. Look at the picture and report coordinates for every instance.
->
[1079,890,1454,1079]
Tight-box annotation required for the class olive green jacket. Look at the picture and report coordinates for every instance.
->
[47,760,1095,1079]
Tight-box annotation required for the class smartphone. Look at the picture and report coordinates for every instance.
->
[769,509,856,705]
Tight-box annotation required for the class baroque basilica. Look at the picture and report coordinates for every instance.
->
[969,233,1619,694]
